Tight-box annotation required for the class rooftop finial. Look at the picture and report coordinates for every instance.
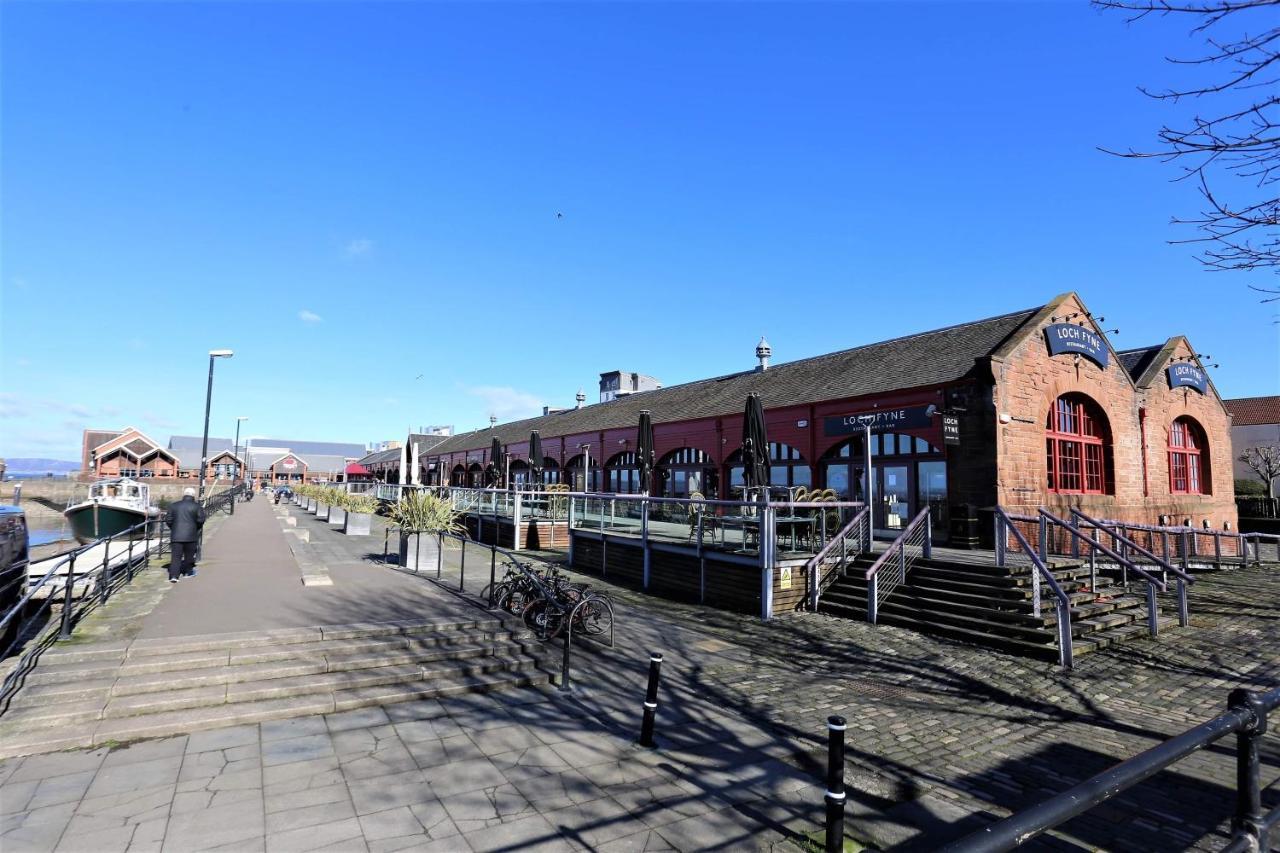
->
[489,414,497,428]
[755,336,772,372]
[575,388,586,408]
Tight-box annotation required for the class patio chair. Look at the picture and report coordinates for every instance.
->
[687,491,720,544]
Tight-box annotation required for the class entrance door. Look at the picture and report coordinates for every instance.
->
[876,465,910,533]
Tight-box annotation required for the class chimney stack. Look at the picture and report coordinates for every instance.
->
[755,336,772,372]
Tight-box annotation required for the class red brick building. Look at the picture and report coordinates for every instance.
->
[81,427,181,479]
[416,293,1235,547]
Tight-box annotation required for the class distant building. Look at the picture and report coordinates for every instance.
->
[1225,396,1280,491]
[80,427,181,479]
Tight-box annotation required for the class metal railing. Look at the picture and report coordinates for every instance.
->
[804,507,872,611]
[940,684,1280,852]
[1069,508,1194,630]
[202,483,245,515]
[994,507,1074,668]
[1,516,170,709]
[865,506,932,624]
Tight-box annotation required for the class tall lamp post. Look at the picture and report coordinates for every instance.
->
[231,416,248,514]
[198,349,234,502]
[857,415,876,535]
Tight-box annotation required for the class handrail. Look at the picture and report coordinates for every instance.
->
[865,506,932,626]
[1,514,170,708]
[1039,509,1166,592]
[995,506,1073,668]
[803,507,871,611]
[865,506,931,581]
[940,684,1280,852]
[1070,508,1194,584]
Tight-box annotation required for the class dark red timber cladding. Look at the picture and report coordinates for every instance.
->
[647,552,702,603]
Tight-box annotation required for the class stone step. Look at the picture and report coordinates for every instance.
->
[9,637,532,705]
[1,653,542,728]
[23,629,523,684]
[822,582,1149,636]
[0,670,551,760]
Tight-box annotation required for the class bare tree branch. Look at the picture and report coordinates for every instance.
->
[1096,0,1280,281]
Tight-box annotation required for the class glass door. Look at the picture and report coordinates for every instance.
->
[876,465,910,532]
[917,460,948,542]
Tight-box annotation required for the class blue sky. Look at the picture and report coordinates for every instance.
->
[3,1,1277,461]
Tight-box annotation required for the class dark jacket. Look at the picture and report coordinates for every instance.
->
[166,497,206,543]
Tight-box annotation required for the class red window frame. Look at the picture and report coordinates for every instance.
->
[1168,417,1207,495]
[1045,395,1109,494]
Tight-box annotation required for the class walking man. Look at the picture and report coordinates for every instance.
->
[167,487,206,583]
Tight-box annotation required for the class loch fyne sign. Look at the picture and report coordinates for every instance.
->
[1167,364,1208,394]
[1044,324,1109,368]
[824,405,934,436]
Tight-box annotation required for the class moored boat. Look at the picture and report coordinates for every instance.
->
[64,478,161,544]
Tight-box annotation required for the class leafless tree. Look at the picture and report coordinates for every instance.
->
[1239,445,1280,497]
[1096,0,1280,290]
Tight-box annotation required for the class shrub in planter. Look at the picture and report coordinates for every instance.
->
[343,494,378,536]
[389,491,463,571]
[327,489,348,528]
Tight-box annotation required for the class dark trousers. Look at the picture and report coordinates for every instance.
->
[171,540,198,579]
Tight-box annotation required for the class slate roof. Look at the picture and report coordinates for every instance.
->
[1117,345,1163,383]
[167,436,235,470]
[423,305,1041,458]
[357,448,401,467]
[408,434,450,455]
[1225,396,1280,427]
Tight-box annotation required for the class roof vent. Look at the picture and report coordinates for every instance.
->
[755,336,772,372]
[575,389,586,409]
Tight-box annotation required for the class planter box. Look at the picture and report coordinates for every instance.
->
[306,498,317,512]
[316,502,330,521]
[328,508,347,528]
[399,532,440,571]
[344,512,372,536]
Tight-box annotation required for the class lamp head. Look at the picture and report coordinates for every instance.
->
[209,349,234,358]
[237,416,249,422]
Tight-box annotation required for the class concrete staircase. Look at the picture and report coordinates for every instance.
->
[818,555,1177,661]
[0,617,550,759]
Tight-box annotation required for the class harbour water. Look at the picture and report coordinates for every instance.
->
[29,521,71,547]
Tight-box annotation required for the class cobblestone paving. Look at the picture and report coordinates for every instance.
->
[542,558,1280,851]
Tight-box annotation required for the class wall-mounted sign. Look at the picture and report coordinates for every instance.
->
[1044,323,1109,368]
[281,457,298,469]
[779,567,792,590]
[824,405,935,437]
[942,414,961,446]
[1167,364,1208,394]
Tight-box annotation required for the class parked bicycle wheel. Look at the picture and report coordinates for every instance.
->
[575,594,613,637]
[522,598,565,641]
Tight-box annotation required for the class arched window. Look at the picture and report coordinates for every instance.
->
[658,448,716,498]
[468,462,484,488]
[540,457,560,485]
[1169,417,1210,495]
[726,442,811,493]
[1046,394,1111,495]
[604,451,640,494]
[450,464,466,486]
[509,459,530,488]
[564,454,601,491]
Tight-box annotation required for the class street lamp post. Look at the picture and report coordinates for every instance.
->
[231,416,248,515]
[198,349,234,502]
[857,416,876,535]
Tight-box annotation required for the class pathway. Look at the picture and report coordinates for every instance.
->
[137,499,478,638]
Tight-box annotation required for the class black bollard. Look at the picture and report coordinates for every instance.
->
[638,653,664,748]
[825,715,847,853]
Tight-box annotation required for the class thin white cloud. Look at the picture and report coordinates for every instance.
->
[141,411,180,429]
[465,385,545,420]
[344,238,374,258]
[299,309,323,324]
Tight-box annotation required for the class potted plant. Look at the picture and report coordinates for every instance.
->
[327,488,348,528]
[315,486,331,521]
[388,490,463,570]
[343,493,379,536]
